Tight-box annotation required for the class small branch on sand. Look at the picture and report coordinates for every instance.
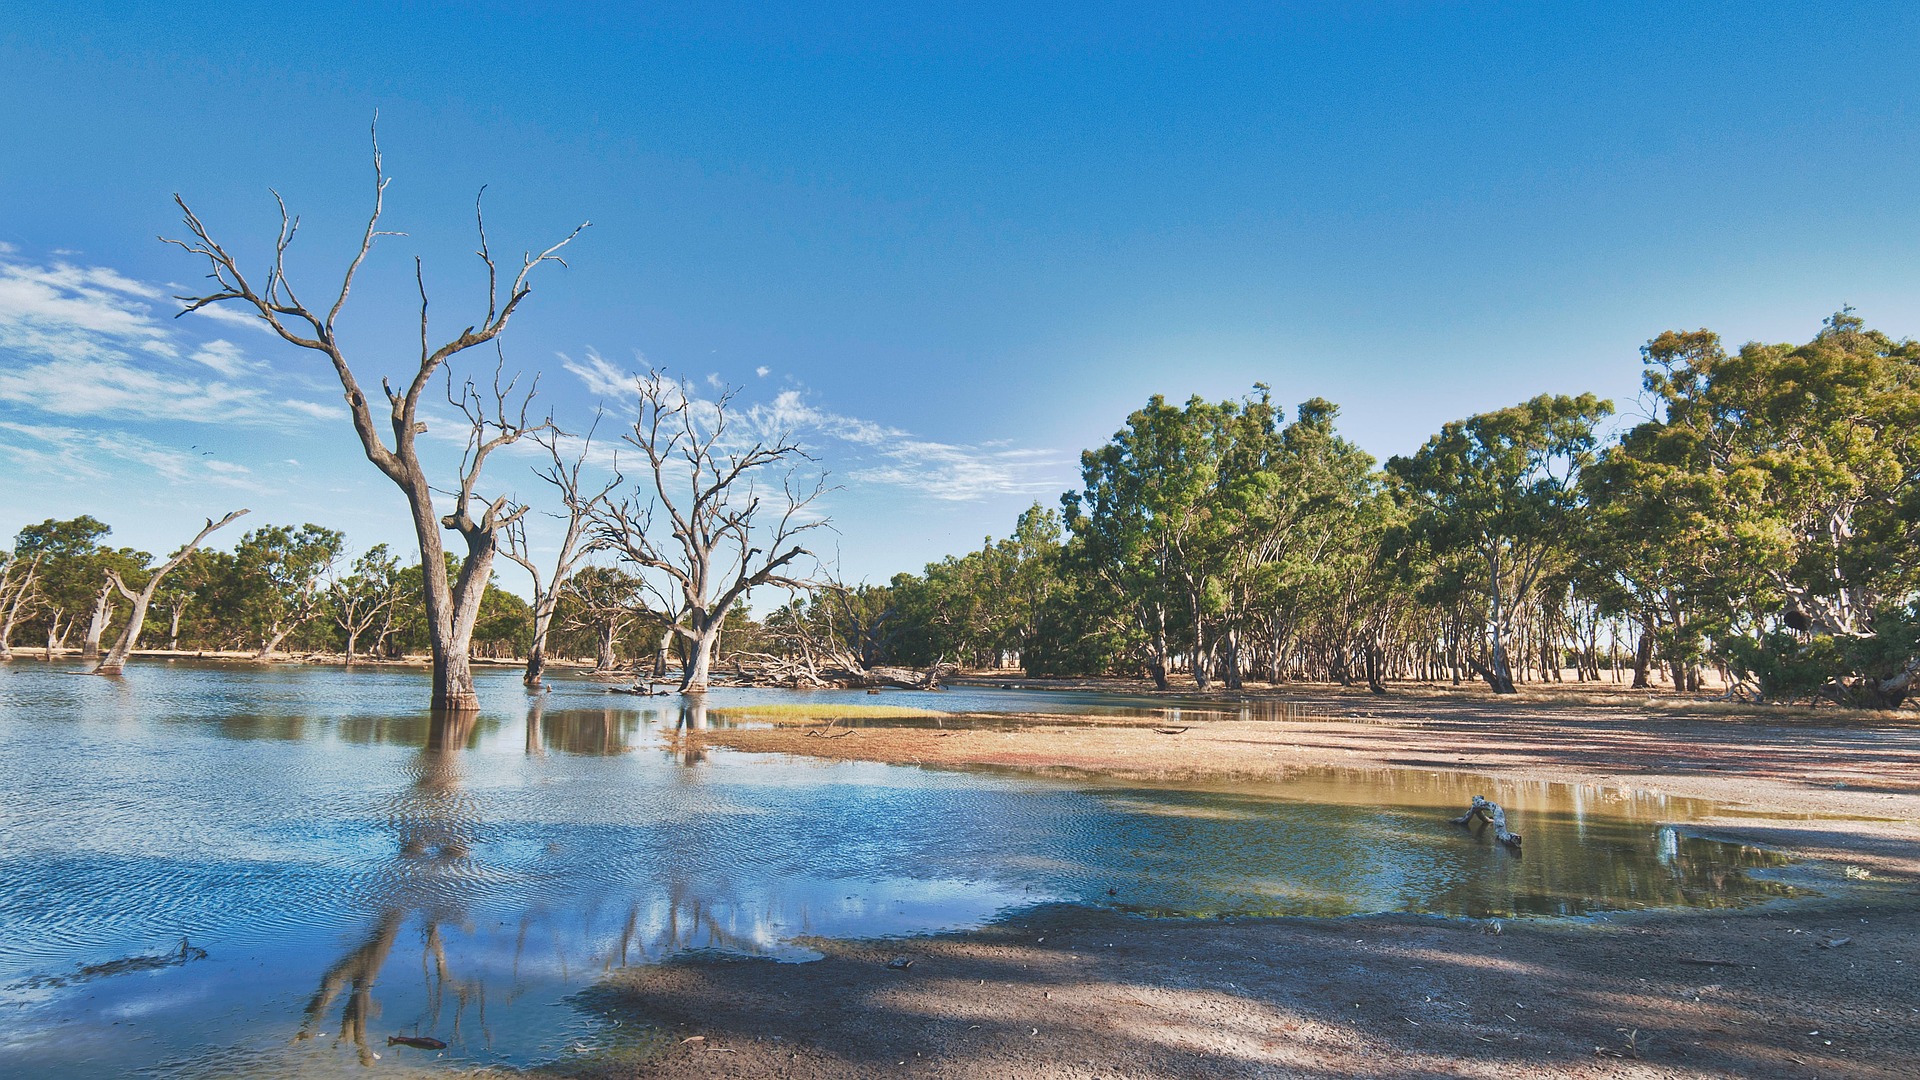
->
[1452,795,1522,848]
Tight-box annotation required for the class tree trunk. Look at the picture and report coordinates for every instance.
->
[523,604,554,687]
[1463,652,1515,695]
[595,620,619,672]
[1480,553,1517,694]
[93,593,153,676]
[167,605,185,651]
[96,512,246,676]
[1147,605,1171,690]
[1867,657,1917,710]
[681,624,716,693]
[648,626,669,678]
[0,574,28,660]
[1632,615,1655,689]
[257,623,293,660]
[405,483,488,713]
[1189,596,1211,690]
[82,586,113,659]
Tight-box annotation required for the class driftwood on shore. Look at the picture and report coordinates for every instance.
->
[730,653,957,691]
[1452,795,1522,848]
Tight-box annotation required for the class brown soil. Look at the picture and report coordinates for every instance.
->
[538,681,1920,1080]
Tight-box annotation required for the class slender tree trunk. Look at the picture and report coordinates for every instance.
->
[344,625,360,666]
[1188,590,1212,690]
[595,620,619,672]
[523,603,554,687]
[96,511,246,676]
[93,594,153,676]
[167,605,185,651]
[257,623,294,660]
[1147,604,1171,690]
[1221,625,1243,690]
[0,577,27,660]
[1480,550,1517,694]
[1631,614,1655,689]
[82,586,112,659]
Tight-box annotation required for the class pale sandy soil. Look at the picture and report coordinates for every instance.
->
[527,681,1920,1080]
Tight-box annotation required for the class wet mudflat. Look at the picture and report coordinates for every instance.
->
[0,662,1808,1078]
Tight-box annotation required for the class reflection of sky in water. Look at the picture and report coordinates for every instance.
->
[0,661,1793,1078]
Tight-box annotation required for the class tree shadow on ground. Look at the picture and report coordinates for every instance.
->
[549,892,1920,1079]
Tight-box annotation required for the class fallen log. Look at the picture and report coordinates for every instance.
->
[1452,795,1522,849]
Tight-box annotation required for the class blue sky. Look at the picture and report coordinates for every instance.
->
[4,3,1918,592]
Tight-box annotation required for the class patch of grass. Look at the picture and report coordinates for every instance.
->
[706,703,951,722]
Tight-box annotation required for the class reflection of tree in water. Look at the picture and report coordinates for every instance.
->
[530,702,640,756]
[296,710,486,1065]
[598,877,786,970]
[661,696,709,765]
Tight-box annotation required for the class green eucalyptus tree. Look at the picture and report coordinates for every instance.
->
[1600,312,1920,706]
[228,525,347,659]
[326,545,405,664]
[1065,394,1224,688]
[1388,393,1612,693]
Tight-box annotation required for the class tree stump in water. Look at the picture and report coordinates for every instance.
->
[1452,795,1522,849]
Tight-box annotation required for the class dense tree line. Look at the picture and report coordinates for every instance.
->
[0,520,541,663]
[7,312,1913,707]
[767,312,1920,708]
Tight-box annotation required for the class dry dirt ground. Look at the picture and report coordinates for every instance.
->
[542,680,1920,1078]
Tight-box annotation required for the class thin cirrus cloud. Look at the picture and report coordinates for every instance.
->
[0,248,350,501]
[0,250,340,432]
[561,349,1071,502]
[0,420,262,491]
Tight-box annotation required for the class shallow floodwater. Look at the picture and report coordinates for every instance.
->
[0,661,1793,1077]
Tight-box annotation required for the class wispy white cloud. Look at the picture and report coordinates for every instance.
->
[279,398,340,421]
[0,257,177,363]
[561,351,1067,503]
[0,251,331,428]
[755,365,770,378]
[185,302,278,334]
[0,420,267,491]
[743,389,903,447]
[189,339,260,377]
[560,350,635,401]
[0,354,270,423]
[853,443,1070,501]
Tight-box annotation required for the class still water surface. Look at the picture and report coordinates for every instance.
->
[0,661,1793,1077]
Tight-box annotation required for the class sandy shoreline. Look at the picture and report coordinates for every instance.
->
[523,682,1920,1079]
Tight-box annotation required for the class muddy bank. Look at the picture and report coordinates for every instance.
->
[537,684,1919,1079]
[692,683,1920,841]
[547,895,1918,1079]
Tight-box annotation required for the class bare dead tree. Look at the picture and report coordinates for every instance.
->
[593,371,830,693]
[80,580,116,660]
[163,123,586,710]
[0,553,39,661]
[95,511,248,676]
[502,420,619,687]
